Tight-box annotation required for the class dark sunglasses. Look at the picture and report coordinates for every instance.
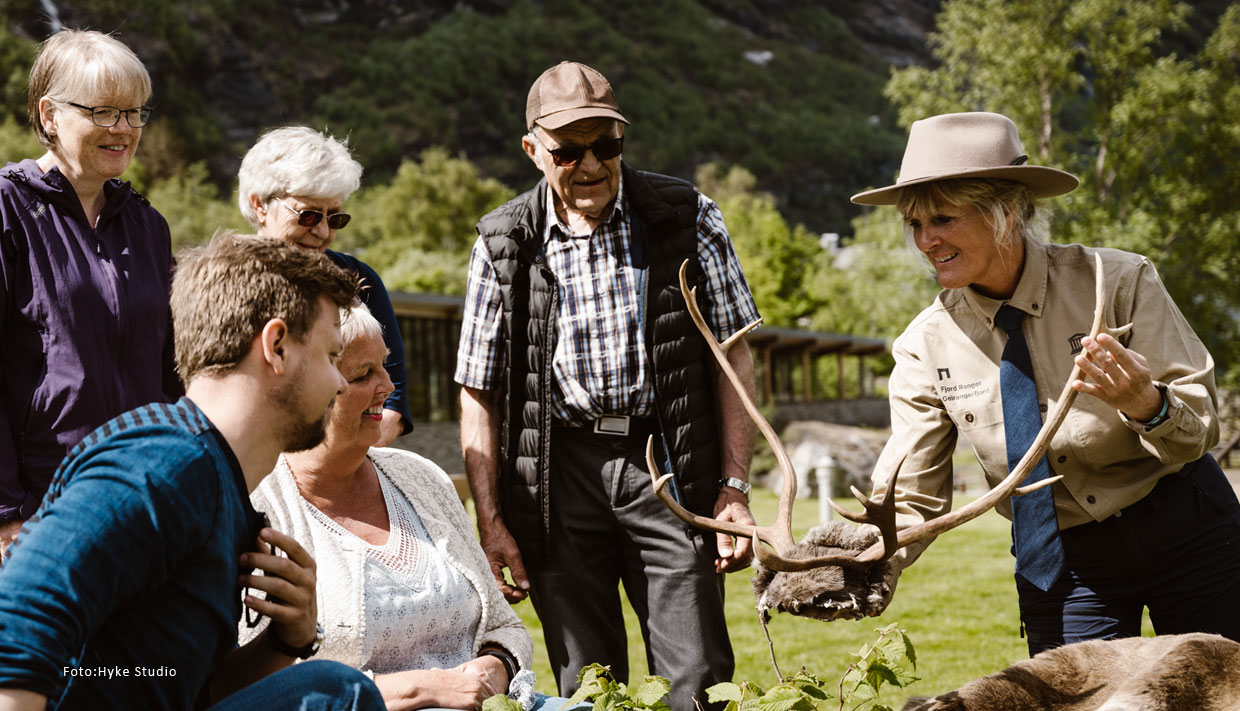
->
[532,133,624,167]
[274,197,351,230]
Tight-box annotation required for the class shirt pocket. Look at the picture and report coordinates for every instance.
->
[945,400,1009,479]
[1067,393,1149,466]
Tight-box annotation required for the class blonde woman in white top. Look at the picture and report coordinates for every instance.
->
[242,304,576,711]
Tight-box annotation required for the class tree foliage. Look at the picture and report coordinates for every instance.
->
[698,163,826,328]
[141,161,249,252]
[883,0,1240,381]
[338,147,516,296]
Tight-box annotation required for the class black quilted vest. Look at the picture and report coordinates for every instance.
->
[475,164,722,564]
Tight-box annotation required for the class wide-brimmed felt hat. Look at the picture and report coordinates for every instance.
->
[851,112,1079,205]
[526,61,629,131]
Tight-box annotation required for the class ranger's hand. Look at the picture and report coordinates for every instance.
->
[1072,333,1163,421]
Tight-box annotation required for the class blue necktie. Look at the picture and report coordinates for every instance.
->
[995,304,1065,591]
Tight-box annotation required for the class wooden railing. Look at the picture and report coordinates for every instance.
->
[1213,431,1240,468]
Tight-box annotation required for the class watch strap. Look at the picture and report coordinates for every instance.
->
[266,623,323,659]
[479,647,518,683]
[721,476,751,500]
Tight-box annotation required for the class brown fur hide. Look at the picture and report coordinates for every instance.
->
[751,522,892,621]
[902,633,1240,711]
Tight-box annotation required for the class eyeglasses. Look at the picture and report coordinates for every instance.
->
[274,197,351,230]
[65,102,152,128]
[531,132,624,167]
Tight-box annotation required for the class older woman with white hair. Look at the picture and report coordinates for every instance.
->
[242,303,580,711]
[238,126,412,446]
[837,111,1239,655]
[0,29,178,556]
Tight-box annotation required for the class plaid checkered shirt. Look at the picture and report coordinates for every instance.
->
[455,177,760,426]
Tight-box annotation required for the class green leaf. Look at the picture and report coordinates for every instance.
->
[740,680,768,698]
[761,685,800,699]
[482,694,524,711]
[751,696,811,711]
[631,677,671,707]
[790,681,829,700]
[901,631,918,669]
[707,682,744,703]
[865,662,902,688]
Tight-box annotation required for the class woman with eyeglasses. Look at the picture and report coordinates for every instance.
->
[238,126,412,447]
[0,29,180,557]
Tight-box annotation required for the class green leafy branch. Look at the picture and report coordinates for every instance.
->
[835,623,920,711]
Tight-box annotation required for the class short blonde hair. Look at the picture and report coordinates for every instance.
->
[237,126,363,228]
[27,30,152,150]
[897,178,1048,250]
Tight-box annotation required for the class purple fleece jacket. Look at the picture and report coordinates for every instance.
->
[0,158,179,522]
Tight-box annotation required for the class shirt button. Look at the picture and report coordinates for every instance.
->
[1057,455,1067,463]
[965,413,975,423]
[1032,302,1039,310]
[1039,405,1048,413]
[1087,495,1096,504]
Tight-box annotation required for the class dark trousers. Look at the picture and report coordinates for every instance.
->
[1017,454,1240,655]
[526,427,734,711]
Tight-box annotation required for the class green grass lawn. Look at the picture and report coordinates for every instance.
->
[485,486,1148,707]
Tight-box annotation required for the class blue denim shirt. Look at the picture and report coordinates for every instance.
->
[0,398,262,710]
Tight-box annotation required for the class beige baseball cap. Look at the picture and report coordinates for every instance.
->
[851,112,1079,205]
[525,61,629,131]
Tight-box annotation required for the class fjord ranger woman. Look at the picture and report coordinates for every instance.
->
[852,112,1239,654]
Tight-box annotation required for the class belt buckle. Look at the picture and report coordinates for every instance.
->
[593,415,630,436]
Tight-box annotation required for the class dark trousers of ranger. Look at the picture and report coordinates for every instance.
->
[527,425,734,711]
[1017,454,1240,655]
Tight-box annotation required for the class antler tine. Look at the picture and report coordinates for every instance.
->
[675,260,798,554]
[864,253,1114,554]
[763,254,1114,572]
[759,455,904,573]
[646,436,758,540]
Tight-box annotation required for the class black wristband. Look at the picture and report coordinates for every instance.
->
[479,647,518,684]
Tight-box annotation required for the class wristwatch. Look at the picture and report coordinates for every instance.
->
[479,647,518,683]
[267,623,324,659]
[721,477,751,501]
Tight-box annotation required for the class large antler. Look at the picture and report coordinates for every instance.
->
[649,253,1127,573]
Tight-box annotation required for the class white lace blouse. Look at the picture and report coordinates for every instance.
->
[303,469,481,674]
[238,448,532,673]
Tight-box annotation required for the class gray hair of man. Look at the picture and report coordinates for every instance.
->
[237,126,363,228]
[340,301,385,352]
[28,30,152,150]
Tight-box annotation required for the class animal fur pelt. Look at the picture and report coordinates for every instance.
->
[752,521,893,621]
[901,633,1240,711]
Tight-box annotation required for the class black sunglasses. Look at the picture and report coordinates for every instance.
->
[532,133,624,167]
[274,197,351,230]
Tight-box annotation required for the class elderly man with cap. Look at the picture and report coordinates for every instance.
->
[833,111,1240,655]
[455,61,760,709]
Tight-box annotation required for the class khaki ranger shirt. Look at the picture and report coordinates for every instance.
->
[874,240,1218,572]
